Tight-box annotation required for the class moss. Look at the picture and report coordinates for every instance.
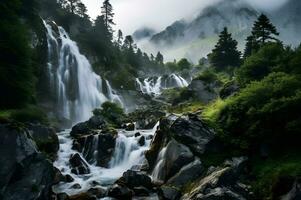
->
[168,101,204,114]
[201,98,227,123]
[10,105,49,125]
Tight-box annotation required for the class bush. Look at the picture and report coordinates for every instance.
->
[196,69,219,84]
[217,72,301,151]
[10,106,48,124]
[93,102,125,127]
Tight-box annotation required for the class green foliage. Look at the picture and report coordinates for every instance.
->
[10,106,49,124]
[217,72,301,151]
[177,58,192,70]
[196,69,219,84]
[0,0,37,109]
[208,27,241,71]
[237,43,289,85]
[93,102,125,127]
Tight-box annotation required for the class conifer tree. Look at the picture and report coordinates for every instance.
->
[252,14,279,45]
[208,27,241,70]
[101,0,115,32]
[156,51,164,65]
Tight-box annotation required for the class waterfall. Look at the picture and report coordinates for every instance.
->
[43,20,122,123]
[136,74,189,96]
[53,122,159,195]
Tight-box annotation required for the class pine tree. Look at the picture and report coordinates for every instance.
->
[252,14,279,45]
[243,35,258,58]
[123,35,134,50]
[101,0,115,32]
[208,27,241,70]
[76,2,89,19]
[155,51,164,65]
[116,29,123,48]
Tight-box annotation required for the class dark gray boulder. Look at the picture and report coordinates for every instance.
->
[69,153,90,175]
[0,123,59,200]
[219,81,240,99]
[27,123,59,159]
[166,159,204,188]
[170,114,215,155]
[117,170,153,189]
[159,186,181,200]
[187,79,219,103]
[108,184,133,200]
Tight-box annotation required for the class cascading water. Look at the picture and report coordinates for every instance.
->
[136,74,189,96]
[53,123,159,195]
[43,20,122,123]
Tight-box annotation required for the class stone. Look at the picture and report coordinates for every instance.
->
[69,153,90,175]
[159,186,181,200]
[125,123,135,131]
[108,184,133,200]
[70,183,81,189]
[87,187,107,198]
[118,170,153,189]
[138,136,146,146]
[135,132,141,137]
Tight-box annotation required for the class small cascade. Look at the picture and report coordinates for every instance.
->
[43,20,123,123]
[136,74,189,96]
[151,147,167,182]
[53,123,159,195]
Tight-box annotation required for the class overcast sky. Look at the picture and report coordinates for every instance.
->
[82,0,289,35]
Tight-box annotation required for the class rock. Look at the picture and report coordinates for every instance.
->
[65,174,74,183]
[70,183,81,189]
[166,159,204,188]
[73,132,116,167]
[0,123,59,200]
[146,135,154,140]
[219,81,240,99]
[135,132,141,137]
[159,186,181,200]
[128,107,165,129]
[187,79,219,103]
[27,123,59,159]
[87,187,107,198]
[152,139,194,182]
[88,115,106,129]
[70,122,90,138]
[108,184,133,200]
[68,192,97,200]
[56,193,69,200]
[118,170,153,189]
[138,136,146,146]
[170,114,215,155]
[133,186,150,196]
[69,153,90,175]
[273,176,301,200]
[182,157,248,200]
[125,123,135,131]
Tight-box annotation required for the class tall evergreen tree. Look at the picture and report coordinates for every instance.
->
[243,35,258,58]
[252,14,279,45]
[155,51,164,65]
[116,29,123,48]
[208,27,241,70]
[101,0,115,32]
[76,2,89,18]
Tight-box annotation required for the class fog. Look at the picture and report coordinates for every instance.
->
[82,0,289,35]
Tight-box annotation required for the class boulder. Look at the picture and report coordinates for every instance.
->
[166,159,204,188]
[182,157,248,200]
[27,123,59,159]
[159,186,181,200]
[138,136,146,146]
[152,139,194,182]
[0,123,59,200]
[117,170,153,189]
[69,153,90,175]
[70,122,90,138]
[135,132,141,137]
[170,114,215,155]
[87,115,106,129]
[68,193,97,200]
[133,186,150,197]
[87,187,107,198]
[187,79,218,103]
[108,184,133,200]
[125,123,135,131]
[273,176,301,200]
[219,81,240,99]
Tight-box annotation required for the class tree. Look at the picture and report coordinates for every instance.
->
[65,0,80,14]
[208,27,241,71]
[116,29,123,48]
[101,0,115,32]
[155,51,164,65]
[123,35,134,50]
[177,58,191,70]
[243,35,258,59]
[252,14,279,45]
[76,2,89,18]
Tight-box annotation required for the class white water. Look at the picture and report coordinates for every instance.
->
[151,147,167,182]
[53,123,159,195]
[136,74,189,96]
[43,20,123,123]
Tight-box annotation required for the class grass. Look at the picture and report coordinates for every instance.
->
[168,101,204,114]
[201,98,227,123]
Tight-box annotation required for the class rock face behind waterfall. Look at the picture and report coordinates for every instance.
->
[0,123,60,200]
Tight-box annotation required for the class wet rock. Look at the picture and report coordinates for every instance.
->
[170,114,215,155]
[88,115,106,129]
[56,193,69,200]
[70,122,90,138]
[65,174,75,183]
[166,159,204,188]
[108,184,133,200]
[69,153,90,175]
[135,132,141,137]
[195,187,246,200]
[187,79,219,103]
[87,187,107,198]
[71,183,81,189]
[0,123,59,200]
[128,107,165,129]
[272,176,301,200]
[159,186,181,200]
[138,136,146,146]
[27,123,59,159]
[118,170,153,189]
[146,135,154,140]
[125,123,135,131]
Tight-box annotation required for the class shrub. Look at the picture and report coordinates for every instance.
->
[10,106,48,124]
[93,102,125,127]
